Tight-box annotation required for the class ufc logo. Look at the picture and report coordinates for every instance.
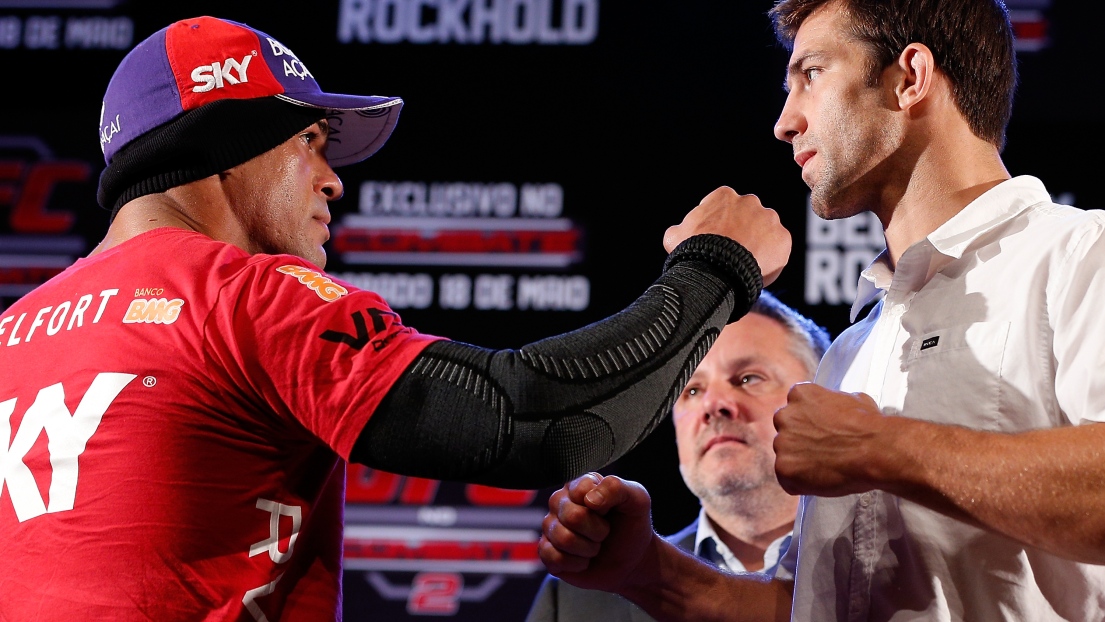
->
[0,373,136,522]
[191,54,253,93]
[0,158,88,234]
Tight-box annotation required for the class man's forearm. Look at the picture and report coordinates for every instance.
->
[353,235,761,488]
[874,417,1105,564]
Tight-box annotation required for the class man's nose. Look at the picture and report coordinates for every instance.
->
[700,389,738,422]
[773,92,805,143]
[318,165,344,201]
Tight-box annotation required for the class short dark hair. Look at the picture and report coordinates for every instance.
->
[750,291,831,378]
[769,0,1017,149]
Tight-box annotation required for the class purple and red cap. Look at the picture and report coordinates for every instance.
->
[98,16,402,168]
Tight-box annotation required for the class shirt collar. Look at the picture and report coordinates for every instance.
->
[693,507,791,574]
[849,176,1048,322]
[851,250,893,322]
[927,175,1048,258]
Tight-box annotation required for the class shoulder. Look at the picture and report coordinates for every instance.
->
[1017,204,1105,284]
[126,227,251,264]
[1014,191,1105,251]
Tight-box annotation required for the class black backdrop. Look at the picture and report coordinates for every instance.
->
[0,1,1099,619]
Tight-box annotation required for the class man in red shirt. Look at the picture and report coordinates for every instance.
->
[0,16,790,621]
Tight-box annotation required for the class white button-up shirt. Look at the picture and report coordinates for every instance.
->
[777,176,1105,621]
[693,507,791,576]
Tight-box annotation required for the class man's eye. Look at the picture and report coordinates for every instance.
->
[685,387,700,397]
[804,67,822,81]
[739,374,765,386]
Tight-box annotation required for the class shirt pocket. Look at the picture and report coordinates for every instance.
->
[901,321,1011,430]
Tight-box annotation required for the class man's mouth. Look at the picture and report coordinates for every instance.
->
[794,150,816,168]
[316,220,331,243]
[701,434,748,455]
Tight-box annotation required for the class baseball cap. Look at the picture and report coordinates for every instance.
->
[98,16,403,168]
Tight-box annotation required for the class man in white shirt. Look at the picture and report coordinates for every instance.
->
[527,293,829,621]
[537,0,1105,620]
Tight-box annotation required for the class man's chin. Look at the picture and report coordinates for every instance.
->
[693,476,760,500]
[300,246,327,269]
[810,192,866,221]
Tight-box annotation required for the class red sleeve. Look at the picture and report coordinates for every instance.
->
[204,255,444,459]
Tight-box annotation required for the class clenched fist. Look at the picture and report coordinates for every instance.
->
[664,186,791,285]
[773,383,888,497]
[538,473,658,594]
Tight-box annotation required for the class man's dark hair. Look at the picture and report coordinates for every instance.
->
[769,0,1017,149]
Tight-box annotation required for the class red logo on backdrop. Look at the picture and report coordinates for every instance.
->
[165,18,284,111]
[0,155,84,234]
[344,465,546,613]
[346,465,537,506]
[0,137,90,303]
[408,573,464,615]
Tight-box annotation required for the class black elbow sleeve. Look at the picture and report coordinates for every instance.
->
[351,234,762,488]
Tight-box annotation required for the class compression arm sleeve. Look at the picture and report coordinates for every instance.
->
[350,234,763,488]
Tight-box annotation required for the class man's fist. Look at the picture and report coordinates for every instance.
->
[773,383,886,497]
[664,186,791,285]
[538,473,658,594]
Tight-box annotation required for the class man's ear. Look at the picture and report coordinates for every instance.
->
[895,43,936,112]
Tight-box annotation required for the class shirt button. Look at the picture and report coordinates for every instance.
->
[859,493,872,507]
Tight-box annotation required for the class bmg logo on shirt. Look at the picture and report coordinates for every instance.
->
[122,298,184,325]
[277,265,348,302]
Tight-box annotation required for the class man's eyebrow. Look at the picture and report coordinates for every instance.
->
[317,118,332,136]
[723,355,760,373]
[783,51,827,91]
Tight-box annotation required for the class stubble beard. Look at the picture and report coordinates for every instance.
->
[807,151,870,221]
[244,208,327,268]
[809,116,903,222]
[681,443,778,509]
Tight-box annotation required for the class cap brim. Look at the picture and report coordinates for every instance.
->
[276,93,402,167]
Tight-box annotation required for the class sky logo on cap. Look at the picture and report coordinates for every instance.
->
[98,16,403,168]
[167,18,284,111]
[191,53,254,93]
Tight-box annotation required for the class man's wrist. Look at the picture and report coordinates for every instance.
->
[867,414,930,496]
[664,234,762,322]
[614,530,669,601]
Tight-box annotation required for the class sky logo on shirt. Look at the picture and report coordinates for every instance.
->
[277,265,348,302]
[1,373,137,522]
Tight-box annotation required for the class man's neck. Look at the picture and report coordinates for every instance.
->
[703,489,798,572]
[878,137,1010,266]
[91,179,239,258]
[90,194,199,257]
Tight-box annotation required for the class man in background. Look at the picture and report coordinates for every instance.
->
[527,292,828,621]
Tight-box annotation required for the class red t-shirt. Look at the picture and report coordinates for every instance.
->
[0,228,440,621]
